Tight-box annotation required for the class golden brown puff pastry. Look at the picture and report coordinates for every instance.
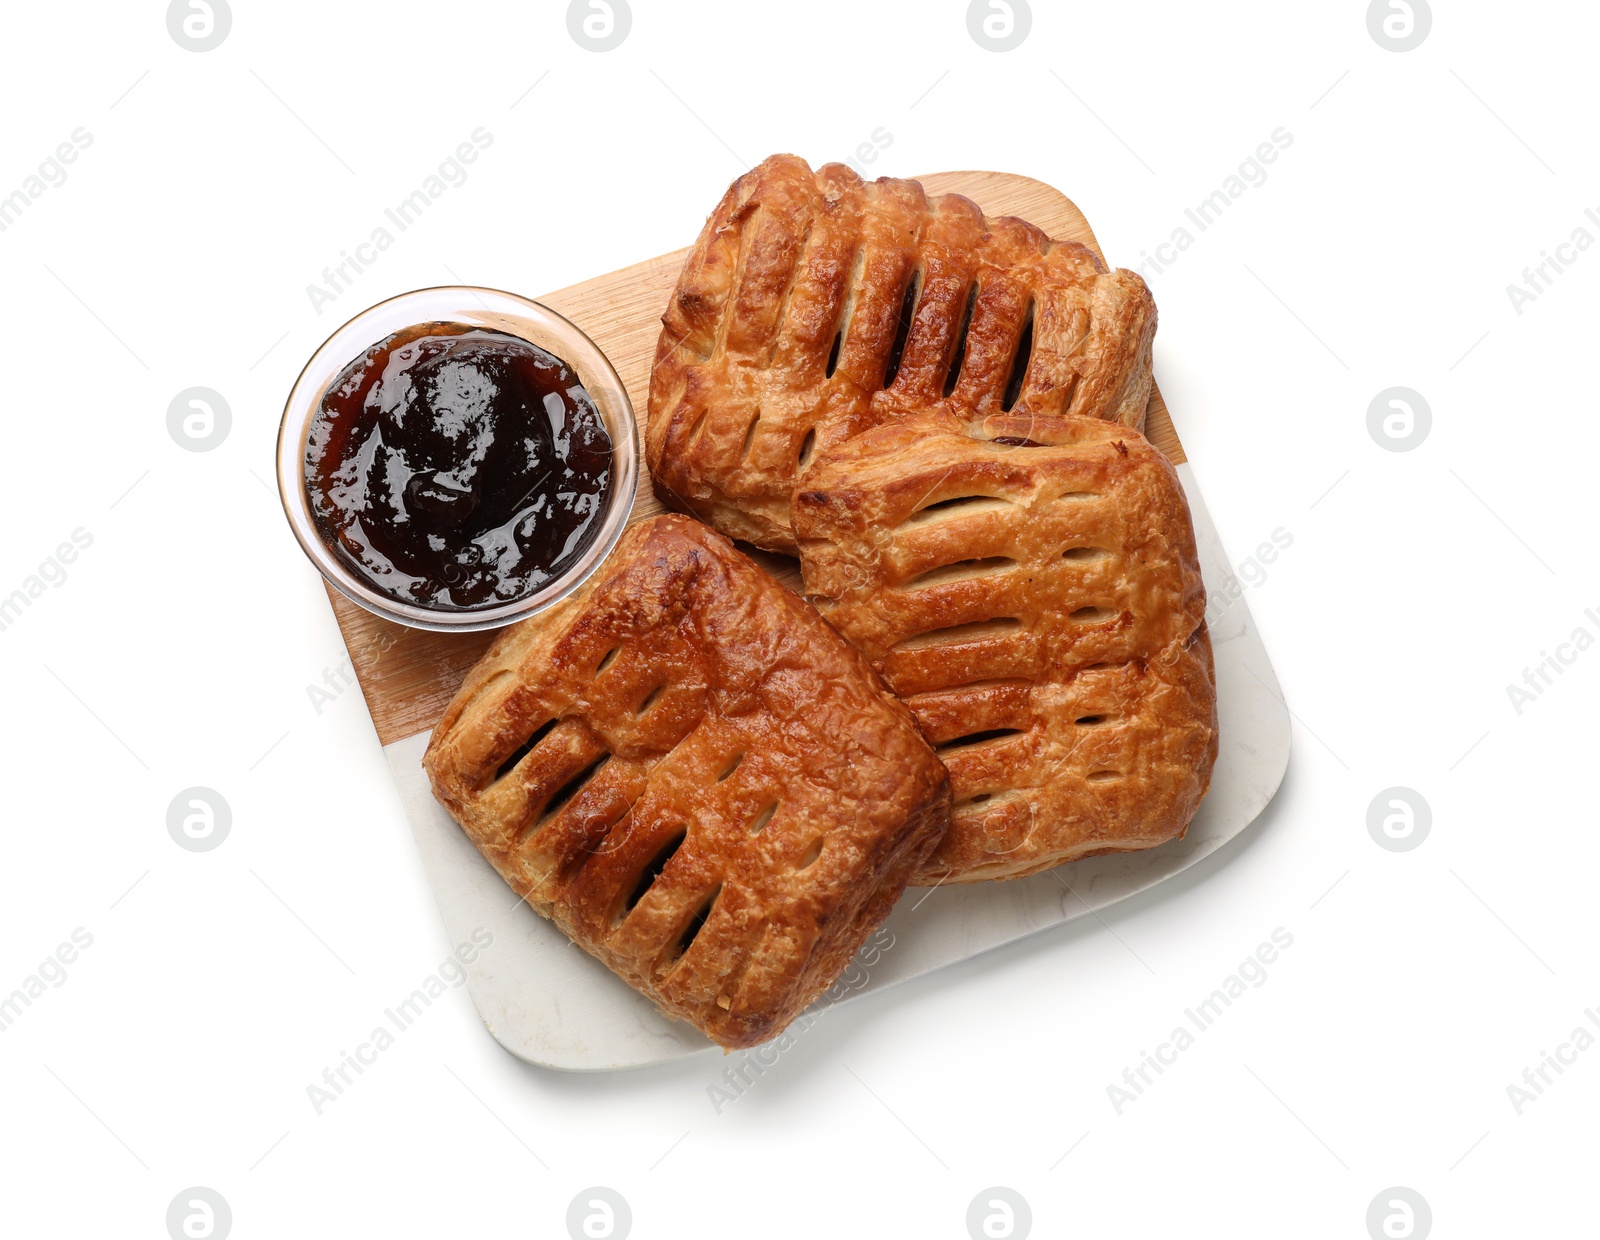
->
[648,153,1157,555]
[423,514,950,1048]
[794,411,1217,884]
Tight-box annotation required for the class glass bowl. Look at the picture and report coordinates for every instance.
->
[276,286,638,632]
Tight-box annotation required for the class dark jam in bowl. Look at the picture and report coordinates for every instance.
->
[305,322,613,610]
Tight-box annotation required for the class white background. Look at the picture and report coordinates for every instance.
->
[1,0,1595,1236]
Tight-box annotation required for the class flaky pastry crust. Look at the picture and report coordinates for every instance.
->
[648,154,1157,555]
[795,411,1218,883]
[423,515,950,1048]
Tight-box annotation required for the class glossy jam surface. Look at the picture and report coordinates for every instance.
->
[305,322,613,610]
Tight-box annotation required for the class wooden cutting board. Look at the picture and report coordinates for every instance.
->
[323,171,1187,746]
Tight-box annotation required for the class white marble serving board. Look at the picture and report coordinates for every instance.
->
[382,462,1291,1071]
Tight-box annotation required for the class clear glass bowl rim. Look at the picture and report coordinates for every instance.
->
[275,285,639,633]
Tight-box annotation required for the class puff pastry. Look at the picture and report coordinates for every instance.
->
[423,514,950,1048]
[794,410,1218,883]
[648,153,1157,555]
